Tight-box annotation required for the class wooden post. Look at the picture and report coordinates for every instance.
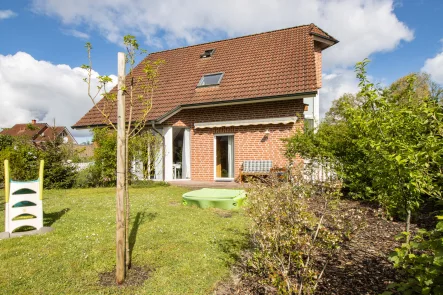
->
[39,160,44,200]
[116,51,126,284]
[4,160,10,203]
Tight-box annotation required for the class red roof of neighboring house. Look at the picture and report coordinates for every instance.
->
[73,23,338,128]
[1,123,77,144]
[0,123,48,139]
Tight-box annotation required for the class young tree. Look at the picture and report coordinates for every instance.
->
[82,36,163,283]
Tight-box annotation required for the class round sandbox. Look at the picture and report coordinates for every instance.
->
[182,188,246,210]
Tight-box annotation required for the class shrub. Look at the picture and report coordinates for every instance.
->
[91,127,118,187]
[385,215,443,295]
[72,166,97,188]
[40,137,77,189]
[243,169,357,294]
[0,137,41,182]
[0,134,77,189]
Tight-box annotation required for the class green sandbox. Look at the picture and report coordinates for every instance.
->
[182,188,246,210]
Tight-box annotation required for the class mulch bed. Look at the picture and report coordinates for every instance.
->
[216,198,412,295]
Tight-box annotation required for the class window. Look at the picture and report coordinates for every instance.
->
[197,73,224,87]
[200,49,215,58]
[304,119,314,132]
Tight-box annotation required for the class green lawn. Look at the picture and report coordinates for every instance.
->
[0,186,248,294]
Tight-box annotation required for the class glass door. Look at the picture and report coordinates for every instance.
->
[215,135,234,180]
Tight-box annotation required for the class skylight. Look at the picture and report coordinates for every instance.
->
[197,73,224,87]
[200,49,215,58]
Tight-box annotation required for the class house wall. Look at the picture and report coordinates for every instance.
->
[314,42,323,88]
[162,99,305,181]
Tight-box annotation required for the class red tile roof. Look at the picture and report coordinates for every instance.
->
[0,123,48,139]
[1,124,76,144]
[73,23,337,128]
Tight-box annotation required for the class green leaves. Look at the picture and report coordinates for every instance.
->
[287,60,443,220]
[388,218,443,294]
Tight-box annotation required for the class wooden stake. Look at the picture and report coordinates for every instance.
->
[116,51,126,284]
[4,160,10,203]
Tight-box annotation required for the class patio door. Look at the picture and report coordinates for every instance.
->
[215,135,234,180]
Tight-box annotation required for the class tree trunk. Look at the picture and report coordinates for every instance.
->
[116,52,126,284]
[405,209,411,243]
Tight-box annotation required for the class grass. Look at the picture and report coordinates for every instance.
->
[0,186,249,294]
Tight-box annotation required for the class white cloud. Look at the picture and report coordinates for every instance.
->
[31,0,413,69]
[422,47,443,84]
[0,9,17,20]
[62,29,90,39]
[320,69,360,118]
[0,52,117,141]
[28,0,413,117]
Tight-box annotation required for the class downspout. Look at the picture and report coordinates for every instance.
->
[151,121,165,181]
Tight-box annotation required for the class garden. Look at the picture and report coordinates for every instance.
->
[1,60,443,294]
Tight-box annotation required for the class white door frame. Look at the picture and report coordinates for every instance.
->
[213,134,234,181]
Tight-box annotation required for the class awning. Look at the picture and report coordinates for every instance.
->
[194,116,298,129]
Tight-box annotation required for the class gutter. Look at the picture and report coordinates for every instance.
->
[151,121,165,181]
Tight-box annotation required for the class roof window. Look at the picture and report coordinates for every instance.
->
[197,73,224,87]
[200,49,215,58]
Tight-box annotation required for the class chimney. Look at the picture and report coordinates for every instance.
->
[32,119,36,124]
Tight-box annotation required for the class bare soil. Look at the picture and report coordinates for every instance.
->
[98,265,151,287]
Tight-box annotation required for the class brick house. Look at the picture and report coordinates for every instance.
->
[73,24,338,182]
[1,120,77,146]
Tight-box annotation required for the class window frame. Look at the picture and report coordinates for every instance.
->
[200,49,215,58]
[197,72,224,88]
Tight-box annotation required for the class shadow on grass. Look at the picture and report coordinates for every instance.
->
[214,230,251,266]
[44,208,70,226]
[129,211,157,268]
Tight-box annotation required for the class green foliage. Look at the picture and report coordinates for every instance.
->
[386,215,443,295]
[286,60,443,219]
[0,135,77,189]
[0,134,14,150]
[129,131,162,180]
[72,166,96,188]
[88,127,118,187]
[0,137,40,182]
[40,136,77,189]
[26,123,38,131]
[83,128,162,187]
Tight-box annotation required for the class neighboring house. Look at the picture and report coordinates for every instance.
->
[0,120,77,146]
[73,143,95,160]
[73,24,338,182]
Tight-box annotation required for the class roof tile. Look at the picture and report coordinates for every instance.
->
[73,24,337,128]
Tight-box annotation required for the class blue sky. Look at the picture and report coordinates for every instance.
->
[0,0,442,142]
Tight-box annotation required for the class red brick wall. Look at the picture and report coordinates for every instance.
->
[314,43,322,88]
[162,99,305,181]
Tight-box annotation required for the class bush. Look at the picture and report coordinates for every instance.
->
[91,127,117,187]
[242,169,358,294]
[386,215,443,295]
[0,136,41,182]
[0,134,77,189]
[72,166,97,188]
[40,137,77,189]
[286,62,443,224]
